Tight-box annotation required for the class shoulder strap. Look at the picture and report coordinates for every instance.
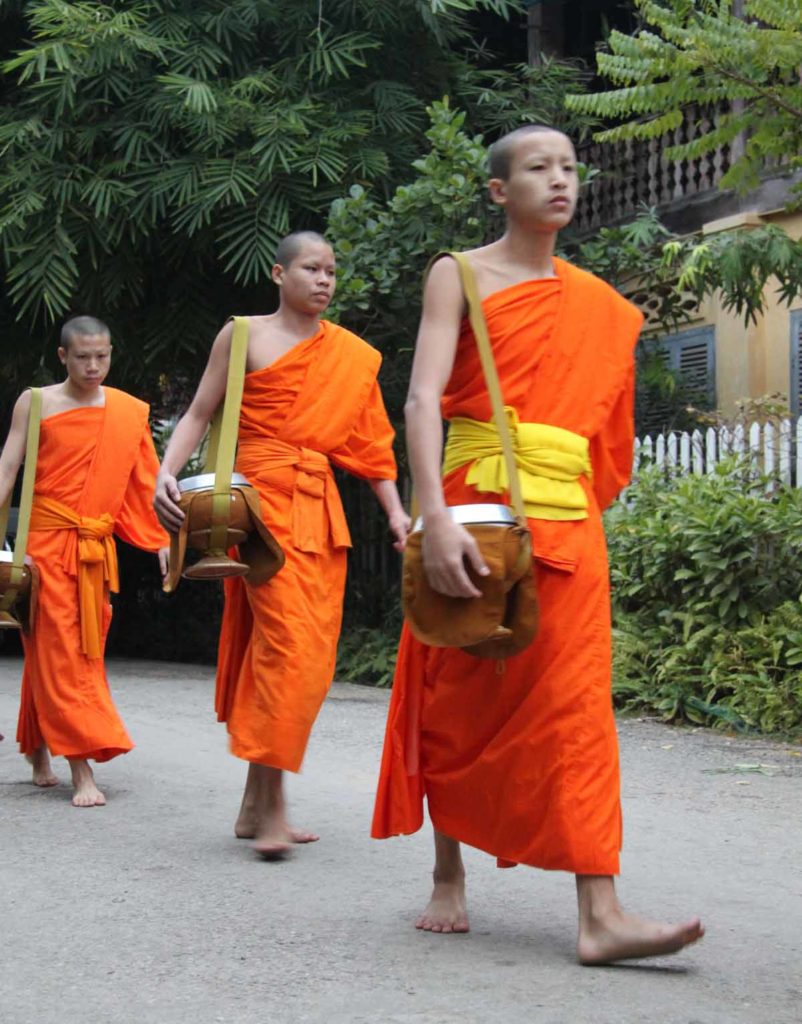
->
[205,317,249,484]
[205,317,249,550]
[0,387,41,599]
[448,253,526,520]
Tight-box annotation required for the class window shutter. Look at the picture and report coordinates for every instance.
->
[636,326,715,435]
[790,311,802,416]
[674,328,715,406]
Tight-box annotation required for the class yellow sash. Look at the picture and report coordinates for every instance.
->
[443,409,592,522]
[30,495,119,659]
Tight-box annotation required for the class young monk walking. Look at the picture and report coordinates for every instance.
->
[371,126,704,964]
[155,231,409,858]
[0,317,169,806]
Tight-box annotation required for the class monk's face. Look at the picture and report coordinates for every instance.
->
[57,333,112,392]
[490,131,578,231]
[273,241,336,315]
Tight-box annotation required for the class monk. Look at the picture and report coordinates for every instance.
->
[371,126,705,964]
[0,316,169,807]
[154,231,409,858]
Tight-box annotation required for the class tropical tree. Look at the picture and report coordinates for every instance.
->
[328,99,802,423]
[0,0,520,407]
[565,0,802,197]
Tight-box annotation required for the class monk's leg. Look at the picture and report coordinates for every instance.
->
[249,765,319,858]
[26,745,58,787]
[234,763,260,838]
[68,758,106,808]
[416,829,469,934]
[235,762,319,844]
[576,875,704,965]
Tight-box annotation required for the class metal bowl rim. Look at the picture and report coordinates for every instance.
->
[412,503,515,533]
[0,551,34,566]
[178,472,251,492]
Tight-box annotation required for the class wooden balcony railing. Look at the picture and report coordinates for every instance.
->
[573,105,734,234]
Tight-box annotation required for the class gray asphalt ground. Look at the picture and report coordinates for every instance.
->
[1,656,800,1024]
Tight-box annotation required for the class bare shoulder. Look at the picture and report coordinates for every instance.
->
[11,385,54,420]
[13,388,32,416]
[458,241,515,300]
[210,318,235,354]
[423,255,463,310]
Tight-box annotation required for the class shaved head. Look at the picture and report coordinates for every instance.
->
[60,315,110,349]
[488,125,569,180]
[274,231,331,269]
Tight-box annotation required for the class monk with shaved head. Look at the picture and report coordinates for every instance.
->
[155,231,409,858]
[372,126,704,964]
[0,316,169,806]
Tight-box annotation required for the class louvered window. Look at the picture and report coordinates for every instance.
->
[790,310,802,415]
[636,326,715,435]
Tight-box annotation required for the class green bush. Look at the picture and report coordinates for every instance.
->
[607,460,802,735]
[336,597,402,687]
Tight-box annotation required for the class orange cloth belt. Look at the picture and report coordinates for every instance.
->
[238,437,351,553]
[30,494,119,660]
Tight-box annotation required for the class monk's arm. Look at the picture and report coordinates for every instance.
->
[405,258,488,598]
[154,323,233,531]
[367,478,411,552]
[0,391,32,511]
[589,363,636,510]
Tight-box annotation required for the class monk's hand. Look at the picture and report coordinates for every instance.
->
[388,510,412,553]
[422,515,489,599]
[157,546,170,582]
[154,471,184,532]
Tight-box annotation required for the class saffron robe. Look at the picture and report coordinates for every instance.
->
[16,388,168,762]
[372,258,644,875]
[214,320,397,773]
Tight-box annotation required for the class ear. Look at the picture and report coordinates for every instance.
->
[57,346,68,365]
[271,263,284,286]
[488,177,507,208]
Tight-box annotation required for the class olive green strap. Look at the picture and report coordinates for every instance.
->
[447,253,526,521]
[206,317,249,552]
[0,387,42,608]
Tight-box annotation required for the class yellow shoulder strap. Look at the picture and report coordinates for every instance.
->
[448,253,526,521]
[0,387,42,604]
[205,316,249,550]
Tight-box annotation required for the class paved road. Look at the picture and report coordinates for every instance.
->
[1,657,800,1024]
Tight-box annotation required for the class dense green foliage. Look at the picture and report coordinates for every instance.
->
[607,462,802,735]
[566,0,802,198]
[0,0,521,408]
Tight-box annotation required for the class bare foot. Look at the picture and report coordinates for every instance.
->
[235,763,317,855]
[235,814,318,845]
[577,908,705,965]
[252,810,293,860]
[26,746,58,787]
[415,875,470,934]
[69,759,106,808]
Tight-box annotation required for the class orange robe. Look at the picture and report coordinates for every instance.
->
[16,388,168,762]
[372,258,644,875]
[215,320,397,773]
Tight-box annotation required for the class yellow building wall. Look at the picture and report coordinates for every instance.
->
[696,210,802,416]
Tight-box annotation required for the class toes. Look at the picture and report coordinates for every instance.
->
[72,789,105,807]
[290,830,320,844]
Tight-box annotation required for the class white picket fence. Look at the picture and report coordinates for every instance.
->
[633,418,802,485]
